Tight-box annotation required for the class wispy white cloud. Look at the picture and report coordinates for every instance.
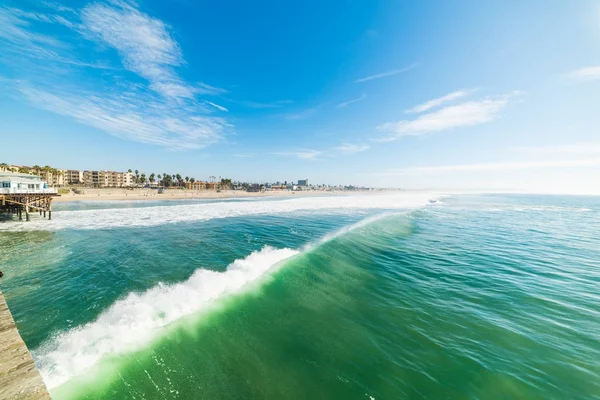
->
[335,143,370,154]
[336,94,366,108]
[271,150,321,160]
[17,83,228,150]
[196,82,228,95]
[354,64,417,83]
[406,89,477,113]
[378,92,521,141]
[205,101,228,112]
[364,158,600,176]
[566,66,600,82]
[80,2,195,99]
[233,153,255,158]
[0,7,66,59]
[0,3,232,150]
[41,2,76,14]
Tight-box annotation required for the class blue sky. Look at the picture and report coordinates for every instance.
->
[0,0,599,192]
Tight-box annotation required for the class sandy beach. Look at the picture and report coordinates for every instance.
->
[52,188,354,203]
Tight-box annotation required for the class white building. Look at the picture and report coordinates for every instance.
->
[0,171,57,194]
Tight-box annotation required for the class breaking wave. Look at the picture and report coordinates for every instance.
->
[32,207,426,390]
[34,246,299,389]
[0,193,434,231]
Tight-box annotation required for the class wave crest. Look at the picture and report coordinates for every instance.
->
[34,246,298,389]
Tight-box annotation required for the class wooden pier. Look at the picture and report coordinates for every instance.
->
[0,194,57,221]
[0,290,51,399]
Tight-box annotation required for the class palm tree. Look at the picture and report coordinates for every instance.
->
[128,169,132,173]
[135,170,139,183]
[185,176,190,183]
[220,178,232,188]
[0,162,8,172]
[140,173,146,184]
[190,177,195,184]
[149,173,155,183]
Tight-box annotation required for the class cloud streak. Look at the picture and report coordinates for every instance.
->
[17,83,228,150]
[406,89,477,113]
[378,92,520,141]
[80,2,194,99]
[205,101,228,112]
[0,3,232,150]
[354,64,417,83]
[336,94,366,108]
[271,150,321,160]
[566,66,600,82]
[335,143,370,154]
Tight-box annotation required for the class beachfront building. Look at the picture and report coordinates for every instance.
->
[64,170,84,185]
[185,181,207,190]
[79,170,134,187]
[38,169,65,187]
[205,182,221,191]
[297,179,309,189]
[0,172,54,194]
[0,171,58,221]
[83,171,101,187]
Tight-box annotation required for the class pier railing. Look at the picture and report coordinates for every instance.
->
[0,188,58,195]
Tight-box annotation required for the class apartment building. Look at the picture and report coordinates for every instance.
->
[64,170,84,185]
[185,181,207,190]
[39,169,65,187]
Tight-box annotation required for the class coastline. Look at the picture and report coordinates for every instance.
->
[52,188,367,203]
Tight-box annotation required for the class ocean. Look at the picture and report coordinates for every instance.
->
[0,193,599,399]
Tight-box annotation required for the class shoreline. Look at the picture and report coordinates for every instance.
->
[52,189,385,203]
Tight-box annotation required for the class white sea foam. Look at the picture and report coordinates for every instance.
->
[0,193,434,232]
[30,194,436,389]
[34,246,299,389]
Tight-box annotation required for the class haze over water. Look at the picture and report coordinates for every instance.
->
[1,193,599,399]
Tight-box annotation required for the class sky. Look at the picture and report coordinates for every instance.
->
[0,0,599,193]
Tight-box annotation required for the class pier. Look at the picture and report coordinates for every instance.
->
[1,171,58,221]
[0,291,51,399]
[0,194,57,221]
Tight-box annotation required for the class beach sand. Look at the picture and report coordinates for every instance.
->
[52,188,352,203]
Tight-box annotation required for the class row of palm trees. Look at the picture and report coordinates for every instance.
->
[127,169,233,188]
[0,163,64,181]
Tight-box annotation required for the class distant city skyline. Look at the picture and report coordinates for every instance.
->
[0,1,599,193]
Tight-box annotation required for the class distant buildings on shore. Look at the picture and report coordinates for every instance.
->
[0,164,377,192]
[0,165,135,188]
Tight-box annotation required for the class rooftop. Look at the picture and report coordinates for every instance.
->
[0,172,42,181]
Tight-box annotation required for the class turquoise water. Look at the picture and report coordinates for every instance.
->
[0,193,599,399]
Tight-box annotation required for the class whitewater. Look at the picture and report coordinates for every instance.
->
[0,193,434,231]
[29,193,434,389]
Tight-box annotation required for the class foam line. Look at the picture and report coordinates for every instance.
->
[33,207,425,390]
[34,246,299,389]
[0,193,434,231]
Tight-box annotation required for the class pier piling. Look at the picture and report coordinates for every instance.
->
[0,194,57,222]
